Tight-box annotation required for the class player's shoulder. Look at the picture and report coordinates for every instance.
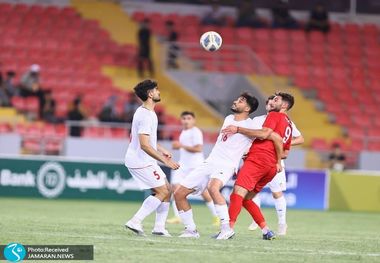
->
[252,114,266,121]
[192,126,203,134]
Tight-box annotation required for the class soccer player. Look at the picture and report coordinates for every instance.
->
[124,79,180,237]
[173,92,283,239]
[222,92,295,240]
[247,95,304,236]
[167,111,219,225]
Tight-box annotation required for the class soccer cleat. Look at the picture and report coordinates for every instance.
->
[125,220,146,236]
[248,221,259,231]
[277,224,287,236]
[263,230,276,240]
[212,216,220,227]
[210,232,220,239]
[178,229,200,238]
[152,229,172,237]
[216,229,235,240]
[166,216,181,224]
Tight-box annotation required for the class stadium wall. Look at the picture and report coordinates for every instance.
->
[329,171,380,212]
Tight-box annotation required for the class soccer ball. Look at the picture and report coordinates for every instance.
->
[200,31,222,52]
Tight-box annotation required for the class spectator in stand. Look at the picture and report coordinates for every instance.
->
[20,64,41,97]
[271,0,299,29]
[4,71,18,98]
[122,94,140,123]
[328,143,346,171]
[305,2,330,34]
[137,19,154,78]
[41,90,57,123]
[67,97,85,137]
[98,95,121,123]
[236,0,266,28]
[165,20,179,69]
[0,71,11,106]
[201,1,226,26]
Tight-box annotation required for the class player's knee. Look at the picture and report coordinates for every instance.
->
[207,185,219,197]
[173,187,186,201]
[272,191,283,199]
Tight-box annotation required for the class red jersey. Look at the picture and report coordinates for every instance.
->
[247,111,293,164]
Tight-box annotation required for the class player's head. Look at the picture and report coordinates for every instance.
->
[134,79,161,103]
[180,111,196,129]
[265,95,276,112]
[231,92,259,115]
[272,92,294,112]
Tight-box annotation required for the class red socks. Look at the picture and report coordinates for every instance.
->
[243,199,267,229]
[229,193,244,228]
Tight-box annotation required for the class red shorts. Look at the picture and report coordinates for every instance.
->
[235,159,277,193]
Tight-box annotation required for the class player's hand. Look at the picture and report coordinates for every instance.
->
[172,141,182,149]
[221,125,238,135]
[164,159,180,170]
[161,150,173,159]
[276,162,283,173]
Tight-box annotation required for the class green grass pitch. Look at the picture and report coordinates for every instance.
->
[1,198,379,263]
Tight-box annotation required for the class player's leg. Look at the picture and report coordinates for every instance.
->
[228,185,249,229]
[173,185,199,238]
[268,169,287,235]
[167,183,181,224]
[200,189,219,226]
[173,164,209,238]
[208,178,234,239]
[248,193,261,230]
[125,165,169,236]
[152,177,172,236]
[243,191,273,238]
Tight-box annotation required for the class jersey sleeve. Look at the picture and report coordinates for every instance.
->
[137,115,152,135]
[292,122,302,138]
[262,112,279,131]
[192,128,203,146]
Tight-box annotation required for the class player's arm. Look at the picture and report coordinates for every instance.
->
[222,125,273,140]
[291,135,304,146]
[139,134,179,169]
[268,132,284,172]
[172,141,202,153]
[157,143,173,158]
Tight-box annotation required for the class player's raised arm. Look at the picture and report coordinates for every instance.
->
[139,134,179,169]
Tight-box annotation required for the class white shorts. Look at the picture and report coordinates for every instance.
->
[180,162,235,195]
[267,169,286,192]
[127,164,167,190]
[171,167,194,185]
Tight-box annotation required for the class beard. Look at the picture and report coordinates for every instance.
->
[153,97,161,102]
[230,107,240,113]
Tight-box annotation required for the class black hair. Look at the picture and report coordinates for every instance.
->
[266,95,275,105]
[276,92,295,110]
[240,92,259,114]
[134,79,157,101]
[180,111,195,118]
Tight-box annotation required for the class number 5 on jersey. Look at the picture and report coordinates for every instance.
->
[153,171,160,180]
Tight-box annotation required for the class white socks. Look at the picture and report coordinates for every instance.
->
[214,204,230,230]
[274,196,287,225]
[133,195,162,223]
[172,200,180,217]
[178,209,196,231]
[205,201,218,217]
[154,201,170,231]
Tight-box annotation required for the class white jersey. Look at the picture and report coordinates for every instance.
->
[178,127,204,169]
[125,106,158,169]
[251,114,302,166]
[205,115,253,169]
